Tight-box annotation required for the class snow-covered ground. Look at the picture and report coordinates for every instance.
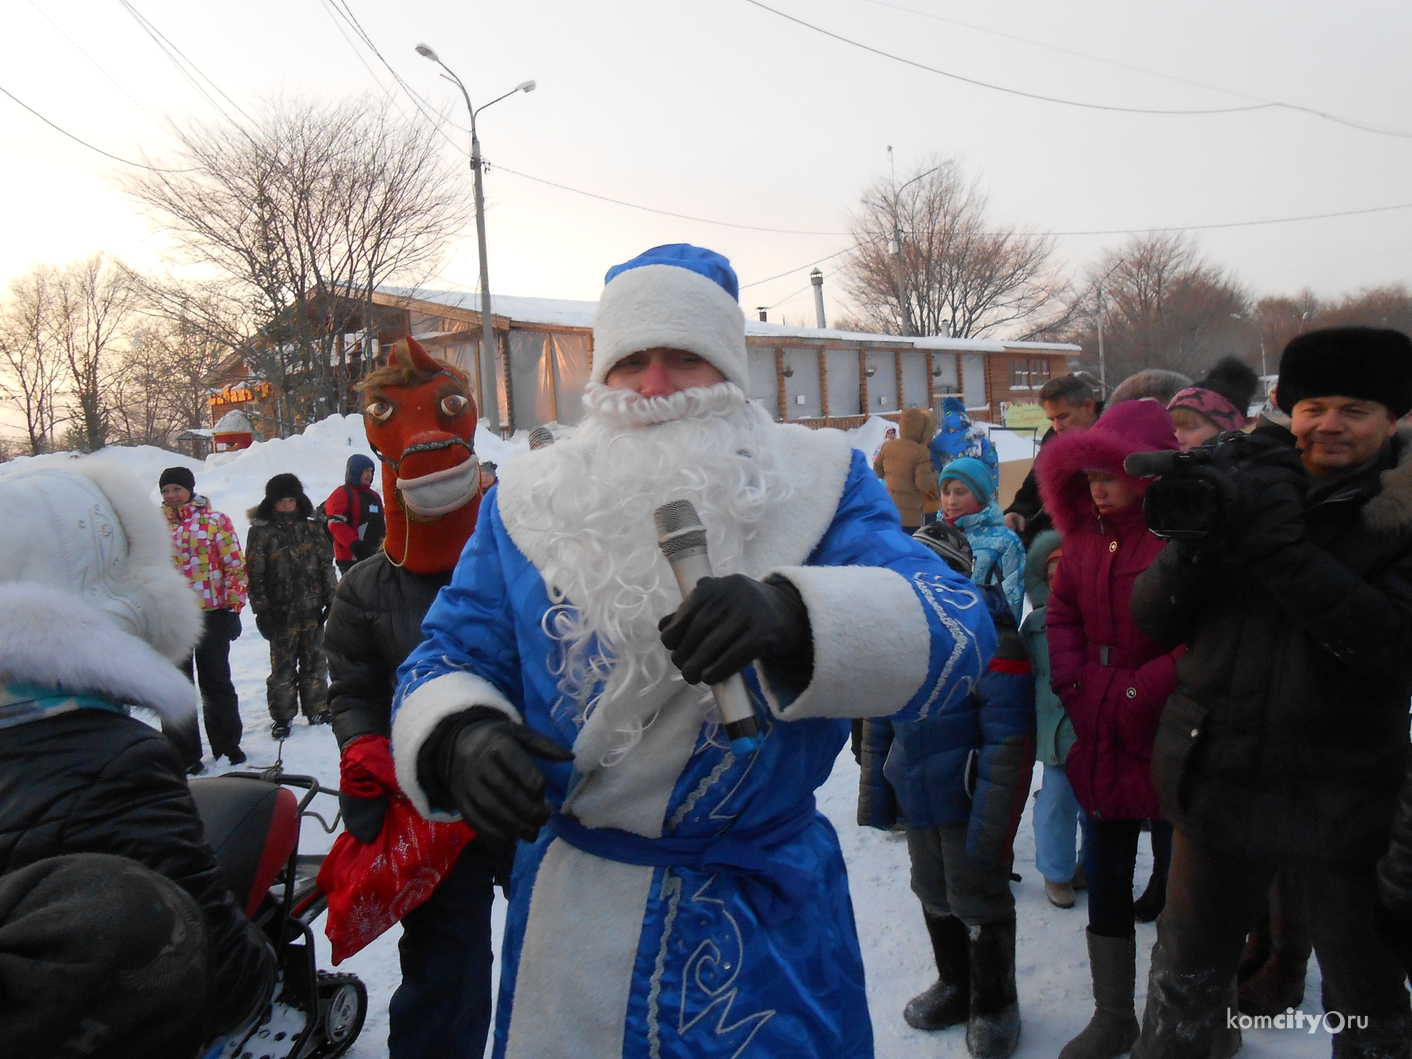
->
[195,686,1328,1058]
[1,416,1332,1056]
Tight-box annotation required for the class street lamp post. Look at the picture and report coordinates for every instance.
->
[885,156,940,338]
[416,43,534,436]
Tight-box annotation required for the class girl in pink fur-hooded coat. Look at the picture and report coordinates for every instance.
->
[1034,398,1185,1059]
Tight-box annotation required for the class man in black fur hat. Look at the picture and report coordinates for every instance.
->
[1128,327,1412,1058]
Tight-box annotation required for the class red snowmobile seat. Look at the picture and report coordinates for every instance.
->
[189,776,301,918]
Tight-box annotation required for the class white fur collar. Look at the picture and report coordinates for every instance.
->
[0,583,198,723]
[497,420,855,579]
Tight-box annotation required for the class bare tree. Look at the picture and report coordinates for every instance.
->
[121,96,470,435]
[1055,233,1252,386]
[0,269,62,455]
[107,310,232,449]
[842,157,1066,339]
[0,256,136,453]
[49,256,140,451]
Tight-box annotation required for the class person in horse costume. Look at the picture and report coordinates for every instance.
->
[323,336,494,1057]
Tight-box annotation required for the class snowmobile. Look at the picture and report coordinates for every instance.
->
[190,766,368,1059]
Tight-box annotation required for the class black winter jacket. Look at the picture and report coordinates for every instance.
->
[0,710,275,1038]
[1132,431,1412,864]
[1381,760,1412,914]
[325,552,452,751]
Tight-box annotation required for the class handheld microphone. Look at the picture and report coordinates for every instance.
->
[653,499,764,755]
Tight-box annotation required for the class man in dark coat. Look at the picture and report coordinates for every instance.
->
[1003,374,1100,546]
[1129,327,1412,1058]
[325,453,386,575]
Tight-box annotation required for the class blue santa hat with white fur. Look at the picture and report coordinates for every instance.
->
[591,244,748,391]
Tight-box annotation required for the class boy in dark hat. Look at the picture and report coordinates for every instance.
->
[246,474,338,739]
[1129,327,1412,1057]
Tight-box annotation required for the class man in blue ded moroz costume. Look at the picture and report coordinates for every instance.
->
[391,244,997,1058]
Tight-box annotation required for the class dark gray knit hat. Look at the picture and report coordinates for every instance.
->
[159,466,195,492]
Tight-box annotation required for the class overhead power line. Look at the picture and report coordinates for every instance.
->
[740,244,863,288]
[1050,201,1412,236]
[0,84,195,172]
[489,163,849,235]
[855,0,1412,140]
[118,0,253,126]
[28,0,165,129]
[741,0,1271,116]
[745,0,1412,137]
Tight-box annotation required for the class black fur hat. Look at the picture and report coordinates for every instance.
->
[255,473,313,519]
[1277,327,1412,418]
[1198,357,1260,412]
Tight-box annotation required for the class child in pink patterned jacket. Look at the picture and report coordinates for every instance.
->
[159,465,248,771]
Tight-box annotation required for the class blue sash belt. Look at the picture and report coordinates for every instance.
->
[546,798,819,926]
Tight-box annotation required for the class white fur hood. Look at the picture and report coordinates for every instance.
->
[0,582,198,723]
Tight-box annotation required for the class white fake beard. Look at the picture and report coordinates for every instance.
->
[525,381,784,768]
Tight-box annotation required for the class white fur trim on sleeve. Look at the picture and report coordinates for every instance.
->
[759,565,931,720]
[392,671,521,822]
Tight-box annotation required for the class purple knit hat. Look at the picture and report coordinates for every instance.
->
[1167,386,1247,432]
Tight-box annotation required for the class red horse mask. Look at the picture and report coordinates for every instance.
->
[363,337,482,574]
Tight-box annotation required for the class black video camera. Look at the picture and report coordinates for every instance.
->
[1122,433,1244,542]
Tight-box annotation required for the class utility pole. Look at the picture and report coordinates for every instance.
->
[469,126,501,435]
[884,148,938,339]
[810,268,826,328]
[416,44,534,438]
[1095,282,1107,396]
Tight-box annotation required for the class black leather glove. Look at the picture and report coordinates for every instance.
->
[428,711,574,844]
[339,791,389,844]
[350,538,375,562]
[657,573,813,687]
[216,608,243,641]
[254,611,282,641]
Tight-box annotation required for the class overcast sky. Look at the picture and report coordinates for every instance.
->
[4,0,1411,328]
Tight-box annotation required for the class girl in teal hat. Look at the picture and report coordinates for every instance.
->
[939,456,1024,622]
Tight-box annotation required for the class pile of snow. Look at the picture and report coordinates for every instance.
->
[0,415,529,541]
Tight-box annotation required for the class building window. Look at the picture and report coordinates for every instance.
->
[1009,357,1052,390]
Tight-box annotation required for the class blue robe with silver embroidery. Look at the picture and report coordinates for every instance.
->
[393,449,995,1059]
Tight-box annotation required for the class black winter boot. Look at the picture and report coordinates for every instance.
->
[1130,943,1229,1059]
[966,919,1021,1058]
[1133,867,1167,924]
[1059,931,1140,1059]
[1207,978,1242,1059]
[904,911,969,1030]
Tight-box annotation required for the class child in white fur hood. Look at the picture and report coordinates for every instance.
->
[0,458,275,1056]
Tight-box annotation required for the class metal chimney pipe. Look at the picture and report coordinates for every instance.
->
[810,268,826,329]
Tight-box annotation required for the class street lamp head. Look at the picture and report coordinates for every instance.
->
[414,43,439,61]
[516,80,537,94]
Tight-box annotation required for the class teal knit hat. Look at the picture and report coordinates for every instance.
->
[938,456,995,503]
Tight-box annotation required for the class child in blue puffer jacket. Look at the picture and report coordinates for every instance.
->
[858,521,1035,1059]
[939,457,1025,623]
